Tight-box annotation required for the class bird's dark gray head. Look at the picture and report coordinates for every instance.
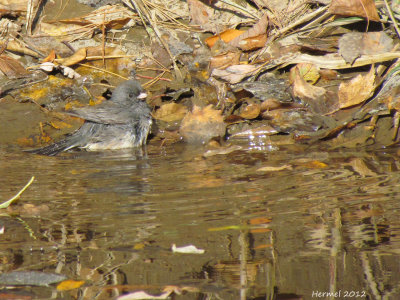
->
[110,79,147,104]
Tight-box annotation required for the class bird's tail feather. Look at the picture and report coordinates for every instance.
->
[25,136,80,156]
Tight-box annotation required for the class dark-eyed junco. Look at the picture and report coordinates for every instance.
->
[27,79,152,156]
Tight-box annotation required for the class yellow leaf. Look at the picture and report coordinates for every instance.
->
[50,120,73,129]
[57,280,85,291]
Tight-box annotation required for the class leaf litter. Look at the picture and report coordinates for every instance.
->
[2,1,400,297]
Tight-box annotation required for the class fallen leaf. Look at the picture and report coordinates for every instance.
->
[57,4,134,29]
[57,279,85,291]
[0,55,30,78]
[203,145,242,157]
[205,29,245,48]
[348,158,377,176]
[56,48,87,66]
[338,66,376,109]
[257,164,292,172]
[180,105,226,143]
[329,0,380,21]
[171,244,205,254]
[211,64,259,84]
[230,13,269,49]
[240,103,261,119]
[153,103,188,122]
[290,63,320,84]
[249,217,272,225]
[339,32,394,64]
[291,67,340,114]
[236,34,267,51]
[209,51,240,70]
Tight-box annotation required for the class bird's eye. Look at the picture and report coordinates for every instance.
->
[129,92,134,98]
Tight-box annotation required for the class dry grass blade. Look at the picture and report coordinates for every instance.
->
[0,176,35,209]
[123,0,183,80]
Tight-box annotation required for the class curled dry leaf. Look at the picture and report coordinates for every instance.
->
[153,103,188,122]
[292,68,326,103]
[338,66,376,109]
[180,105,226,143]
[230,13,269,50]
[211,64,259,84]
[329,0,380,22]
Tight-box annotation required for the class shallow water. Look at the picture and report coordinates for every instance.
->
[1,142,400,299]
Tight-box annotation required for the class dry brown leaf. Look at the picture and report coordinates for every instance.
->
[339,32,394,64]
[292,68,326,102]
[210,51,240,70]
[57,4,134,29]
[0,55,30,78]
[180,105,226,143]
[211,64,258,84]
[153,103,188,122]
[257,164,292,172]
[338,67,376,109]
[237,34,267,51]
[240,103,261,119]
[56,48,87,66]
[230,13,268,49]
[39,22,93,41]
[348,158,377,176]
[0,39,39,57]
[0,0,27,15]
[329,0,380,21]
[42,50,56,63]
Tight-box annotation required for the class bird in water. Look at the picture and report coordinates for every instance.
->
[27,79,152,156]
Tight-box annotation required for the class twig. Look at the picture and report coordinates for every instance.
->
[0,176,35,209]
[383,0,400,39]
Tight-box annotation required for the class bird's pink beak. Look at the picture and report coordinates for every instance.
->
[137,92,147,99]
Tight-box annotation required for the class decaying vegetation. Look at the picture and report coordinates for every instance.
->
[1,0,400,150]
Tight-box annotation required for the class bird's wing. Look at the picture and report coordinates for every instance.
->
[66,102,132,124]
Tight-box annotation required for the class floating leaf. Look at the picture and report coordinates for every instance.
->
[57,279,85,291]
[257,165,292,172]
[117,290,172,300]
[171,244,205,254]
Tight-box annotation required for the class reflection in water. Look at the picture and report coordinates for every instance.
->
[1,145,400,299]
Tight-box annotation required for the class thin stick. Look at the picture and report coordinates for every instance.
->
[0,177,35,209]
[383,0,400,39]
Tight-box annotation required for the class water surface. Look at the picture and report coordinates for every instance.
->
[1,142,399,299]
